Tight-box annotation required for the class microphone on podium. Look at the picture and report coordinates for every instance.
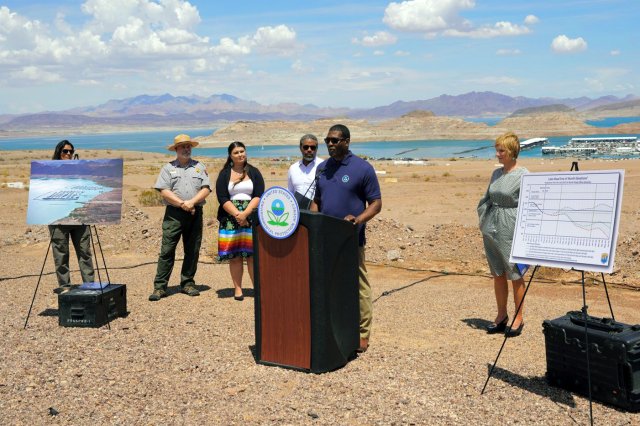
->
[297,165,326,210]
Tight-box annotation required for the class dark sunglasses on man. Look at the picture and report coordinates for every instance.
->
[302,145,317,151]
[324,137,345,144]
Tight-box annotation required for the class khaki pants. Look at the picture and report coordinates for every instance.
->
[48,225,95,286]
[358,246,372,339]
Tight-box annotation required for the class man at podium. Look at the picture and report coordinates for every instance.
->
[311,124,382,353]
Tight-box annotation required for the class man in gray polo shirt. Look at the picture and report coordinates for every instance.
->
[149,134,211,301]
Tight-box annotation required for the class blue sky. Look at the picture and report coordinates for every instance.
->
[0,0,638,113]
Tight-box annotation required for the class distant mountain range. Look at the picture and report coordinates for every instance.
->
[1,91,638,132]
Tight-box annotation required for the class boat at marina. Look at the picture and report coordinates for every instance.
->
[520,138,548,150]
[569,136,637,146]
[542,136,639,156]
[541,146,598,156]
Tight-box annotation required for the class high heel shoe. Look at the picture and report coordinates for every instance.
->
[486,316,509,334]
[505,322,524,338]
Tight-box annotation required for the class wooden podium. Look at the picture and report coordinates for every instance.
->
[253,211,359,373]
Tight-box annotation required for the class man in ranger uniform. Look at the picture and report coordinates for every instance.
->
[149,134,211,301]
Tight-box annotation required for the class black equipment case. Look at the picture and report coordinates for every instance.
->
[542,311,640,411]
[58,284,127,327]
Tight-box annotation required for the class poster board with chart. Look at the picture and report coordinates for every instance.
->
[509,170,624,273]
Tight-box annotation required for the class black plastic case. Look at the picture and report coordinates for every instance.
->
[58,284,127,327]
[543,311,640,411]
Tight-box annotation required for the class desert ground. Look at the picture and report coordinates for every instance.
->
[1,148,639,424]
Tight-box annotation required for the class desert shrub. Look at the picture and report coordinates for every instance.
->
[442,172,451,177]
[138,189,164,207]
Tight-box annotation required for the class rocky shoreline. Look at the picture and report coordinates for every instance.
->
[197,111,640,147]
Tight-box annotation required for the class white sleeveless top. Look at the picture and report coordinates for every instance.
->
[229,179,253,201]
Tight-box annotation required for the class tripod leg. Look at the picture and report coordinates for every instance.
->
[600,272,615,321]
[89,226,110,331]
[92,225,111,284]
[89,226,103,285]
[24,237,53,329]
[581,271,594,426]
[481,265,538,394]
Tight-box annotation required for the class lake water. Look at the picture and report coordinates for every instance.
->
[1,119,639,160]
[26,177,114,224]
[469,116,640,128]
[586,117,640,127]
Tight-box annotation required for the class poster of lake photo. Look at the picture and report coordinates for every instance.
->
[26,159,123,225]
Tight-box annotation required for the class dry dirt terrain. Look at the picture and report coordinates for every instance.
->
[1,149,639,424]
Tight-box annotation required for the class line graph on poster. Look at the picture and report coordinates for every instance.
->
[510,170,624,273]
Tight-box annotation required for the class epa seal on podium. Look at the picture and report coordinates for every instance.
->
[258,186,300,239]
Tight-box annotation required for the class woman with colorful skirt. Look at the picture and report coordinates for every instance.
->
[215,141,265,300]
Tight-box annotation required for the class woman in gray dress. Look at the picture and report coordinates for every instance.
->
[478,132,528,337]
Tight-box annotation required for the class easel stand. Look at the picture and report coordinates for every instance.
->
[481,267,616,425]
[24,225,112,329]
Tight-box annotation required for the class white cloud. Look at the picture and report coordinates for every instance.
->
[0,2,300,90]
[524,15,539,25]
[81,0,200,33]
[444,21,530,38]
[213,37,252,56]
[394,50,410,56]
[192,58,207,72]
[0,6,48,60]
[383,0,474,32]
[162,65,187,82]
[551,35,587,53]
[496,48,521,56]
[211,25,298,59]
[252,25,298,55]
[77,79,100,86]
[11,66,62,83]
[352,31,397,47]
[383,0,530,39]
[55,12,73,35]
[373,50,385,56]
[610,49,621,56]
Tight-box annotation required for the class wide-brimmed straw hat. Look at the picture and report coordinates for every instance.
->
[167,134,199,151]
